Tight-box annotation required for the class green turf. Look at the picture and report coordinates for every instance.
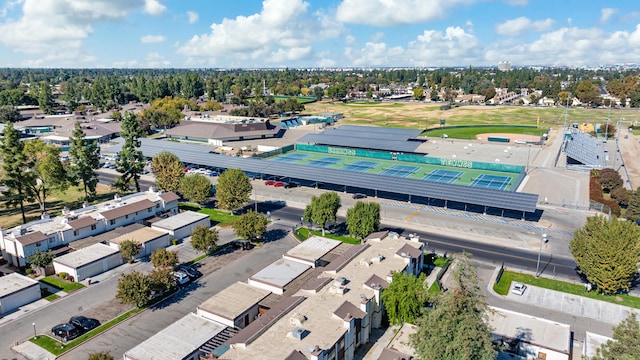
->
[178,203,238,226]
[40,276,85,293]
[272,95,317,104]
[269,150,519,190]
[423,125,547,139]
[494,270,640,309]
[44,294,60,301]
[294,227,360,244]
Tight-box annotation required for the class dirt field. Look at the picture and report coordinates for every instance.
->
[616,132,640,189]
[475,133,543,143]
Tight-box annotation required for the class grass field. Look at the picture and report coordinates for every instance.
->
[40,276,85,293]
[423,125,547,139]
[269,150,520,191]
[272,95,317,104]
[304,101,640,129]
[178,203,238,227]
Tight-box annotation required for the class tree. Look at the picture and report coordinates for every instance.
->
[346,201,380,240]
[179,174,212,205]
[626,188,640,223]
[412,253,496,360]
[114,112,145,192]
[146,267,175,295]
[190,225,218,254]
[599,168,623,193]
[68,122,100,201]
[592,313,640,360]
[233,210,268,242]
[0,105,20,122]
[313,86,325,100]
[600,123,617,139]
[215,168,252,212]
[27,249,54,268]
[381,271,428,325]
[1,122,34,224]
[151,151,184,192]
[150,248,178,269]
[119,240,140,263]
[611,187,632,208]
[37,81,54,115]
[116,271,151,307]
[303,192,341,236]
[23,139,68,214]
[569,216,640,294]
[574,80,601,106]
[88,352,115,360]
[413,87,424,100]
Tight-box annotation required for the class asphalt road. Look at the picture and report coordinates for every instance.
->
[97,170,154,190]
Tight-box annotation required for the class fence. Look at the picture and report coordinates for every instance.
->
[253,144,295,159]
[435,258,452,292]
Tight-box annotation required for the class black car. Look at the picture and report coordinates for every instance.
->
[69,316,100,332]
[352,193,367,199]
[51,323,80,341]
[176,264,203,279]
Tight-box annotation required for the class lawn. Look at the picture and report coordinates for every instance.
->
[494,270,640,309]
[44,294,60,301]
[31,307,142,355]
[40,276,85,293]
[178,203,238,226]
[294,227,360,244]
[423,125,547,139]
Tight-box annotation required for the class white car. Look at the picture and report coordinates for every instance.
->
[511,282,527,296]
[174,271,190,285]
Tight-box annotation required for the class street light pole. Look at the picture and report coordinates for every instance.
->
[526,145,531,173]
[32,322,36,339]
[536,232,547,277]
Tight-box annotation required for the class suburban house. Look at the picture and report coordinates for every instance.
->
[0,189,179,267]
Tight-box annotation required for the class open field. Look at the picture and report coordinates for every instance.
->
[304,101,640,129]
[424,126,546,140]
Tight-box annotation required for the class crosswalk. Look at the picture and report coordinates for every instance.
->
[380,200,574,235]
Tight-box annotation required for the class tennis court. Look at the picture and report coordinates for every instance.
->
[423,169,463,183]
[341,160,378,172]
[272,153,309,163]
[379,165,420,178]
[307,157,343,167]
[471,174,512,190]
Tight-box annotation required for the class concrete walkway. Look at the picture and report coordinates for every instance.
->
[13,340,56,360]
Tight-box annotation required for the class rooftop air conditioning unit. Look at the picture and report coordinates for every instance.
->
[290,327,308,340]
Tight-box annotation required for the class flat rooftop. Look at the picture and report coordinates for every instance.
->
[249,259,311,290]
[110,227,167,245]
[151,211,209,231]
[0,273,39,298]
[124,313,225,360]
[489,306,572,354]
[198,282,271,321]
[284,236,341,264]
[584,332,612,358]
[223,236,423,359]
[53,243,120,269]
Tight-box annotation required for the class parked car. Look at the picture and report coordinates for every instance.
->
[285,182,300,188]
[511,282,527,296]
[69,316,100,332]
[273,181,286,187]
[174,270,191,285]
[51,323,80,341]
[352,193,367,199]
[176,264,202,279]
[232,240,253,251]
[264,180,275,186]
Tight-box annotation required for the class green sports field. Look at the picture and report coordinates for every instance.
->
[267,150,521,191]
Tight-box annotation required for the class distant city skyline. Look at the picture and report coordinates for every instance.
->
[0,0,638,68]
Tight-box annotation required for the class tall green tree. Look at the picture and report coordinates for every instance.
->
[599,168,623,193]
[569,216,640,294]
[626,188,640,223]
[37,81,54,114]
[592,313,640,360]
[0,122,34,223]
[68,122,100,201]
[0,105,20,122]
[27,249,54,269]
[179,174,212,205]
[233,210,268,242]
[151,151,184,192]
[150,248,178,269]
[190,225,218,254]
[23,139,68,214]
[116,271,151,307]
[381,271,428,325]
[114,112,145,192]
[412,253,496,360]
[119,239,140,263]
[346,201,380,240]
[303,192,341,236]
[215,168,252,212]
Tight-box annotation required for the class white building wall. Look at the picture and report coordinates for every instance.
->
[196,309,234,328]
[75,254,123,281]
[0,283,40,315]
[138,234,171,258]
[52,262,78,280]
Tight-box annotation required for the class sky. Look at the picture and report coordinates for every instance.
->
[0,0,639,69]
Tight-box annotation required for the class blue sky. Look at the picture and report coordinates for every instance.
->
[0,0,639,68]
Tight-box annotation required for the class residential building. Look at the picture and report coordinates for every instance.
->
[52,243,122,282]
[0,273,41,315]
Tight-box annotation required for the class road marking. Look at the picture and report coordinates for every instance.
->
[405,210,420,222]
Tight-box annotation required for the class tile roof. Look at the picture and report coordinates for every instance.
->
[396,243,423,259]
[67,216,97,230]
[100,199,155,221]
[158,192,180,203]
[15,231,47,246]
[333,300,367,321]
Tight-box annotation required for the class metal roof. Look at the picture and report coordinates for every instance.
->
[298,133,424,153]
[106,138,538,213]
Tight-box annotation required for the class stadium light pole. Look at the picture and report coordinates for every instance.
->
[526,144,532,173]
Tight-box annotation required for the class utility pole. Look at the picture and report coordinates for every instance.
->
[536,232,547,277]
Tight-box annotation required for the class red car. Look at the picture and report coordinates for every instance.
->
[264,180,276,185]
[273,181,286,187]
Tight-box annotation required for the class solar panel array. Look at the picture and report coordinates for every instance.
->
[564,131,605,168]
[297,125,425,153]
[107,138,538,213]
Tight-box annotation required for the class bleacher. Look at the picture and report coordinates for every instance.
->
[563,130,605,169]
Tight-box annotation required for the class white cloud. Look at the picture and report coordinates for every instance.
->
[318,58,336,68]
[345,35,356,45]
[187,10,199,24]
[600,8,616,24]
[145,52,170,67]
[336,0,474,26]
[370,32,384,42]
[113,59,139,68]
[140,35,166,43]
[178,0,342,66]
[495,17,554,36]
[0,0,157,66]
[144,0,166,16]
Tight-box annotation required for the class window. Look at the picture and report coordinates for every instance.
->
[91,224,96,230]
[148,208,152,213]
[73,230,79,237]
[110,219,116,225]
[125,214,129,219]
[156,204,160,208]
[48,237,56,244]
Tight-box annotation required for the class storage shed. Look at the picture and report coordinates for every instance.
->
[283,236,341,267]
[197,282,271,329]
[150,211,210,240]
[52,243,123,282]
[0,273,41,315]
[108,227,171,258]
[247,259,310,295]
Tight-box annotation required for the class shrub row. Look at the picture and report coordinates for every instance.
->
[590,169,621,216]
